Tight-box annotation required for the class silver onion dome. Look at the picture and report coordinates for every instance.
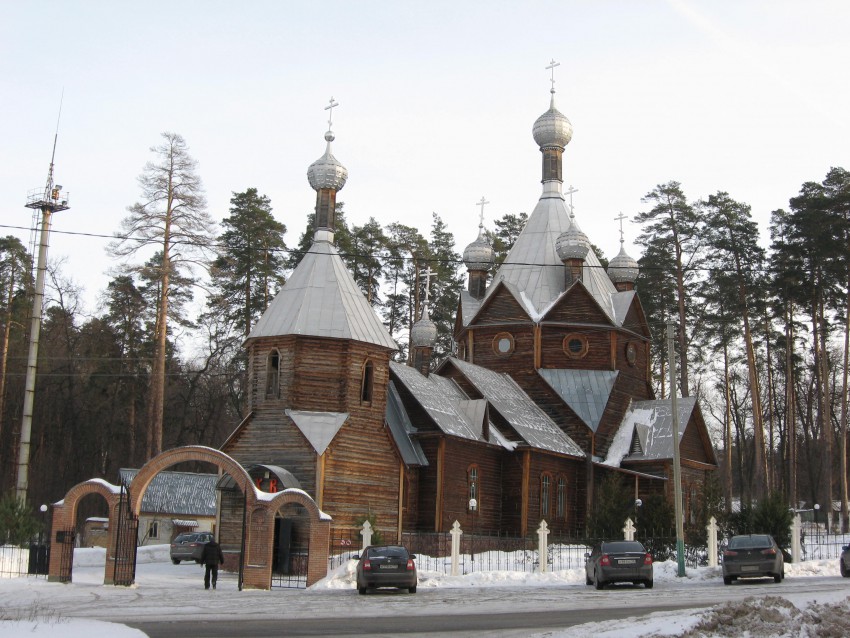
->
[607,244,640,283]
[307,131,348,191]
[463,230,495,271]
[532,93,573,149]
[411,303,438,347]
[556,217,590,261]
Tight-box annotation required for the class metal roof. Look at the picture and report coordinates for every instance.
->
[389,361,485,442]
[485,191,619,322]
[459,290,482,327]
[385,381,429,467]
[119,469,217,517]
[285,409,349,455]
[602,397,698,465]
[246,236,397,350]
[448,358,585,457]
[537,368,618,432]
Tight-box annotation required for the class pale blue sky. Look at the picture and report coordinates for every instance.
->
[2,1,848,312]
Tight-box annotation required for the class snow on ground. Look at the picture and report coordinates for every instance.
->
[1,545,849,637]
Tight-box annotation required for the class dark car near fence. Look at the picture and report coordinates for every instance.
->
[584,540,653,589]
[170,532,214,564]
[722,534,784,584]
[356,545,417,594]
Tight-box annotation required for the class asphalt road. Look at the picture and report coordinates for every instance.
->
[122,577,850,638]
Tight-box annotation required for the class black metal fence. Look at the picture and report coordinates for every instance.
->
[800,525,850,561]
[0,543,49,578]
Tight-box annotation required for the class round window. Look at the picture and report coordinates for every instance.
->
[493,332,514,356]
[563,333,588,359]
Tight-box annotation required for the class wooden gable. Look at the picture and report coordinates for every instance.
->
[467,281,531,326]
[542,280,613,326]
[622,293,652,339]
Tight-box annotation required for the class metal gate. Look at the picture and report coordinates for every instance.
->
[55,528,75,582]
[270,517,309,589]
[113,480,138,586]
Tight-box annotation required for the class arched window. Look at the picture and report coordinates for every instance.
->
[361,360,374,404]
[265,349,280,398]
[467,465,479,512]
[556,476,567,520]
[540,473,552,518]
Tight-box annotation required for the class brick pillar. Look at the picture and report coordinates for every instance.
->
[307,518,331,587]
[47,505,72,583]
[241,505,273,590]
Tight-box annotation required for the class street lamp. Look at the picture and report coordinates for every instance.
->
[39,504,47,545]
[635,498,643,528]
[814,503,820,528]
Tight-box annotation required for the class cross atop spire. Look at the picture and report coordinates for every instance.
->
[615,212,628,244]
[422,269,437,308]
[546,59,560,94]
[325,97,339,132]
[476,196,489,229]
[565,185,578,216]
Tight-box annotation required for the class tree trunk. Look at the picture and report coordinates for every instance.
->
[840,283,850,532]
[723,339,733,513]
[786,302,797,510]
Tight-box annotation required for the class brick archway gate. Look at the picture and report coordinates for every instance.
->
[266,489,331,588]
[47,479,122,584]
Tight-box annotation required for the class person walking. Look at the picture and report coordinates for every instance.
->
[200,536,224,590]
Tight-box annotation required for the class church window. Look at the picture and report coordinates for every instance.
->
[361,360,374,404]
[148,521,159,540]
[563,333,588,359]
[493,332,515,356]
[467,465,479,512]
[626,342,637,366]
[265,349,280,398]
[556,476,567,520]
[540,473,552,517]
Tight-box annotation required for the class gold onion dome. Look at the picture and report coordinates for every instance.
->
[307,130,348,191]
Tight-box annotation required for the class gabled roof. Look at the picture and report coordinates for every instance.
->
[285,409,348,455]
[538,369,618,432]
[611,290,636,326]
[601,397,698,466]
[389,361,486,442]
[246,237,397,351]
[385,381,429,467]
[119,469,217,517]
[487,192,618,320]
[459,289,482,328]
[446,358,585,458]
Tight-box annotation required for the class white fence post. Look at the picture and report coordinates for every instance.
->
[450,520,462,576]
[706,516,718,567]
[537,520,550,573]
[791,513,801,563]
[360,520,373,552]
[623,518,636,541]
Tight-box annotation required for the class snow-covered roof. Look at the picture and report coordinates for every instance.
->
[601,397,698,466]
[537,369,618,432]
[459,290,482,327]
[385,381,429,467]
[486,192,618,321]
[119,469,217,516]
[246,237,397,351]
[447,358,585,457]
[285,409,348,455]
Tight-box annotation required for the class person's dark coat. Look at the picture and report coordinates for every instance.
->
[200,540,224,566]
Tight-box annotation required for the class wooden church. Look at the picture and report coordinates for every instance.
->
[219,83,718,546]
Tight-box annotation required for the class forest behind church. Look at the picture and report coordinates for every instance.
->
[1,132,849,529]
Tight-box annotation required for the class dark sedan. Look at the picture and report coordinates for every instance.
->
[722,534,784,584]
[585,540,653,590]
[170,531,214,564]
[356,545,417,594]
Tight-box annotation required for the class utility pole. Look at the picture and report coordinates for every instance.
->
[667,320,685,577]
[16,132,69,503]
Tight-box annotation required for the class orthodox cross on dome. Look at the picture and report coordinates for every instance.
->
[422,268,437,310]
[615,212,629,244]
[565,185,578,216]
[546,58,560,94]
[476,196,489,229]
[325,97,339,132]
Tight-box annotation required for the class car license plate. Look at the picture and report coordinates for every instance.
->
[618,559,636,565]
[379,564,396,570]
[741,565,759,572]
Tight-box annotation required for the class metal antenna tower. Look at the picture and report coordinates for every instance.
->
[16,99,70,503]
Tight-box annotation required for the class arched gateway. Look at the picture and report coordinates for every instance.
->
[47,446,330,589]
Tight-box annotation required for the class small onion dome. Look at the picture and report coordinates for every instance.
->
[411,303,438,347]
[307,131,348,191]
[556,219,590,261]
[607,244,640,284]
[532,94,573,149]
[463,230,495,271]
